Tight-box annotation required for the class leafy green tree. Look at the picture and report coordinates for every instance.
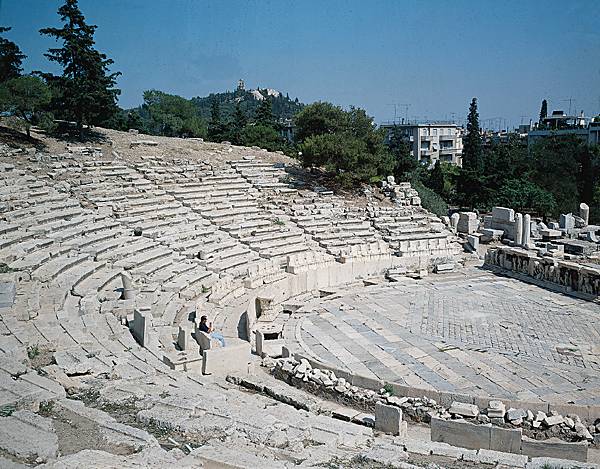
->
[427,160,444,195]
[495,179,556,216]
[126,109,144,132]
[0,27,26,82]
[254,97,274,128]
[530,135,582,215]
[0,76,51,136]
[142,90,206,137]
[297,103,395,187]
[294,101,347,142]
[477,136,530,207]
[539,99,547,124]
[579,144,599,206]
[39,0,121,137]
[241,124,282,151]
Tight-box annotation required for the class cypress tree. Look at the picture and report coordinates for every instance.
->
[462,98,483,173]
[39,0,121,138]
[0,27,26,82]
[457,98,485,208]
[539,99,548,124]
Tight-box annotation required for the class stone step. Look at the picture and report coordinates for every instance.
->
[114,246,173,270]
[32,253,91,282]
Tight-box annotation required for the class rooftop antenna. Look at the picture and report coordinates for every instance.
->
[562,97,574,116]
[388,103,410,124]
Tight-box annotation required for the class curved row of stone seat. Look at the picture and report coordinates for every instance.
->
[229,158,296,193]
[1,152,461,383]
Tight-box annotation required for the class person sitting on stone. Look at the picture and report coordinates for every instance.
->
[199,315,225,347]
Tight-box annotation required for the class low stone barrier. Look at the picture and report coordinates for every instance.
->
[272,353,598,458]
[202,342,251,375]
[520,436,588,462]
[431,419,588,462]
[289,351,600,424]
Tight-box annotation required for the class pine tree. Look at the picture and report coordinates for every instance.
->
[39,0,120,138]
[208,98,225,141]
[462,98,483,173]
[0,27,26,82]
[255,97,274,128]
[230,101,247,145]
[539,99,548,124]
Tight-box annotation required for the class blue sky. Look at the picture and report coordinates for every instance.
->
[2,0,599,128]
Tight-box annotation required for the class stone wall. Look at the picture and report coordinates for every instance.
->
[484,246,600,298]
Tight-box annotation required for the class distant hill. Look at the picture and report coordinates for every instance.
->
[191,85,304,122]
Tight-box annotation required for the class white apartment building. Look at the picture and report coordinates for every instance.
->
[382,122,463,166]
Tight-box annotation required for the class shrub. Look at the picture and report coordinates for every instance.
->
[412,180,449,218]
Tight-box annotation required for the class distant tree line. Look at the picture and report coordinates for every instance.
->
[1,1,597,222]
[0,0,301,148]
[421,98,600,223]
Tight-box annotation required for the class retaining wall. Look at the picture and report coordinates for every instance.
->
[289,351,600,424]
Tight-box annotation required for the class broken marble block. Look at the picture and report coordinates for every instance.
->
[486,400,506,419]
[375,402,403,435]
[449,401,479,418]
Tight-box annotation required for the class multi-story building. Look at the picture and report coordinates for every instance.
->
[382,122,463,166]
[528,111,600,147]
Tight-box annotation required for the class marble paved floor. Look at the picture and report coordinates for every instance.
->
[287,269,600,405]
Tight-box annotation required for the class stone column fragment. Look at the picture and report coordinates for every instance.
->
[514,213,523,245]
[580,203,589,226]
[522,214,531,247]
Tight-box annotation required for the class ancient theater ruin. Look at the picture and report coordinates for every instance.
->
[0,128,599,468]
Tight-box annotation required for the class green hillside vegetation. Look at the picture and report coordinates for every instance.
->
[191,88,303,122]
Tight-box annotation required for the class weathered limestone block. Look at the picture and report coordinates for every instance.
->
[449,401,479,417]
[202,342,251,375]
[430,417,490,451]
[177,325,193,351]
[521,436,588,462]
[492,206,515,222]
[130,307,152,347]
[450,213,460,232]
[457,212,478,234]
[374,401,403,435]
[121,272,135,300]
[559,213,575,231]
[487,400,506,418]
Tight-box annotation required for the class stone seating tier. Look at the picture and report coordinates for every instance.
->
[221,219,273,236]
[3,200,81,221]
[113,246,173,270]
